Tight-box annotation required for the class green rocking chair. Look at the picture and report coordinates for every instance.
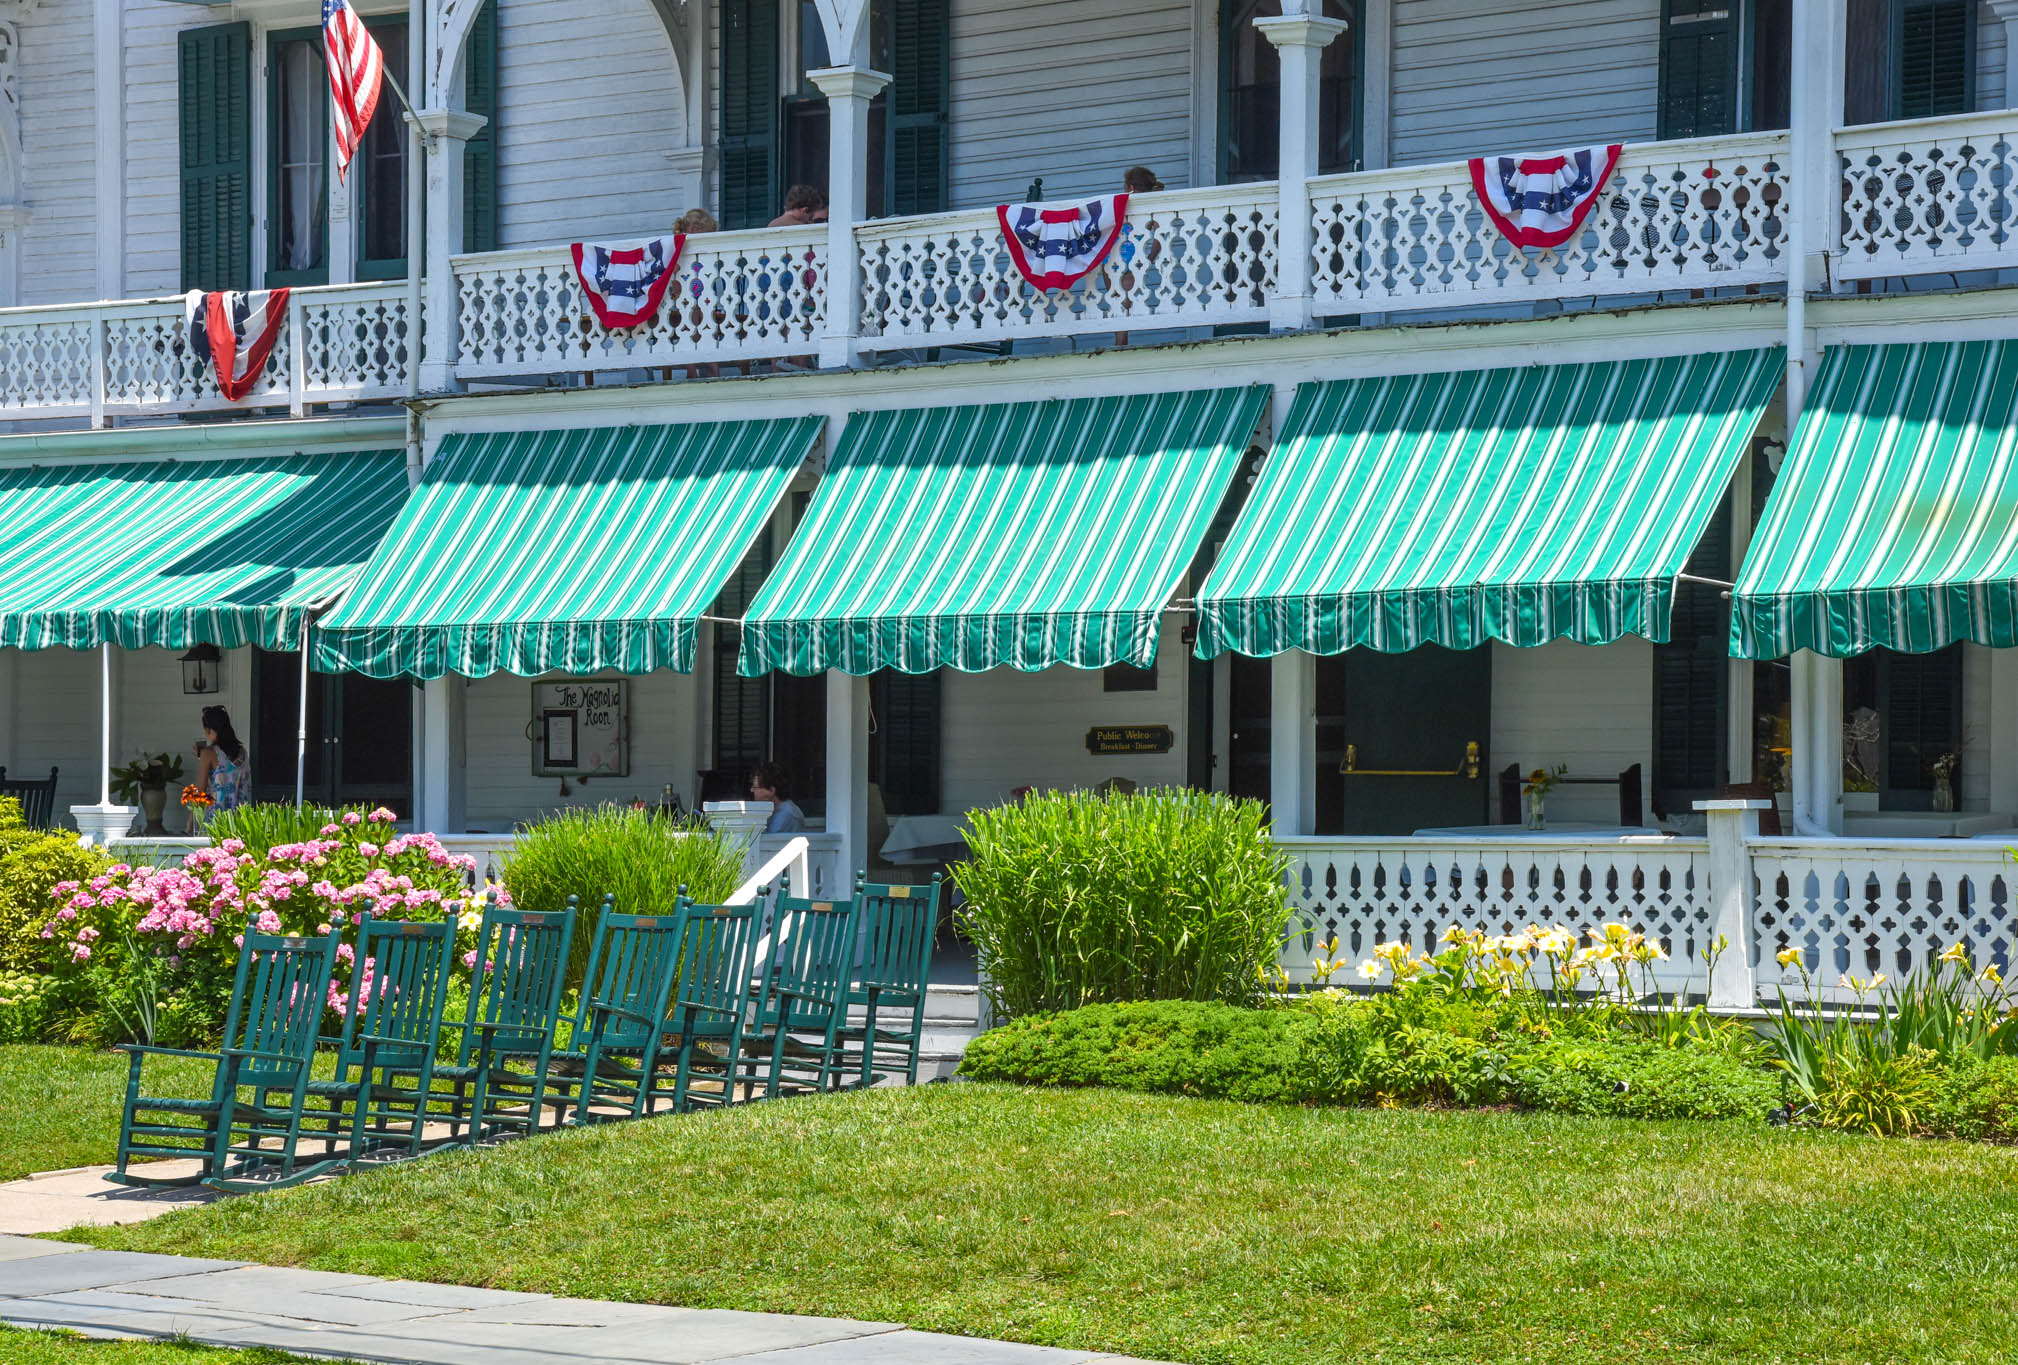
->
[296,913,457,1168]
[106,922,339,1192]
[544,896,690,1126]
[653,896,765,1113]
[734,889,858,1100]
[834,876,942,1088]
[435,895,576,1146]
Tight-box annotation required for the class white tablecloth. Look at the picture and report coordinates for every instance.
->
[881,814,969,862]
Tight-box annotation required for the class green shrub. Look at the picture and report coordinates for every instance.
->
[204,802,348,858]
[959,1000,1322,1104]
[1814,1047,1942,1136]
[500,804,747,993]
[0,799,109,974]
[1927,1056,2018,1140]
[1508,1038,1779,1121]
[954,789,1291,1017]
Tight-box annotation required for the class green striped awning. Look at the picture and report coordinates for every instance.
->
[316,419,820,679]
[1195,350,1783,658]
[739,388,1269,675]
[1734,342,2018,658]
[0,449,407,651]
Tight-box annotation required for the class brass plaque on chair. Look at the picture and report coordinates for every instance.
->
[1085,725,1174,755]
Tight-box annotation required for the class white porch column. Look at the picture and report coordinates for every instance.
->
[1696,798,1767,1009]
[417,675,466,834]
[1789,650,1843,836]
[70,644,133,845]
[808,65,890,371]
[1989,647,2018,817]
[1991,3,2018,107]
[1255,11,1348,333]
[825,669,871,881]
[1269,650,1316,836]
[414,109,487,392]
[1785,0,1844,416]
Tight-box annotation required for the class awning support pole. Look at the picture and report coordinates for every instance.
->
[99,643,112,807]
[296,615,312,808]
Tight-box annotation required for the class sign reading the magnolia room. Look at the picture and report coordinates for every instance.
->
[1085,724,1175,755]
[532,681,630,777]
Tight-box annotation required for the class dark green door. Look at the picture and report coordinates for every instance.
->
[252,651,413,815]
[1317,646,1490,835]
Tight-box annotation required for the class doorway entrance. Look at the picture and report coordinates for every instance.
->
[1316,646,1491,835]
[251,651,414,815]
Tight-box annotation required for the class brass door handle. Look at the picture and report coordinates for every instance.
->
[1342,740,1480,779]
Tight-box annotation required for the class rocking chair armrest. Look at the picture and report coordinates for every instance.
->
[586,998,655,1026]
[467,1022,548,1047]
[356,1032,425,1049]
[218,1046,313,1068]
[115,1044,220,1062]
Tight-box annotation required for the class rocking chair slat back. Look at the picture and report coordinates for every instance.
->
[576,899,688,1050]
[343,914,457,1072]
[234,928,340,1086]
[674,898,763,1019]
[459,898,577,1060]
[764,892,857,1029]
[854,876,941,997]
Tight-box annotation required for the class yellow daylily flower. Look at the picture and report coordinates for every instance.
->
[1776,947,1803,968]
[1940,942,1970,966]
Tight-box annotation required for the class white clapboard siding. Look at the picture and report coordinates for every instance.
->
[8,646,105,822]
[16,2,98,306]
[1489,638,1654,826]
[122,2,193,298]
[460,669,702,831]
[496,0,693,247]
[938,617,1190,816]
[945,0,1196,209]
[1390,0,1660,167]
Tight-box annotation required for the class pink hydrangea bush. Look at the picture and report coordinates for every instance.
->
[44,807,478,1035]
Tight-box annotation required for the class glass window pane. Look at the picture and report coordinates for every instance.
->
[360,24,409,265]
[275,40,327,273]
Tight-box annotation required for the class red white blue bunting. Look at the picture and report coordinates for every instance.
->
[1467,144,1622,249]
[570,235,687,329]
[183,289,290,402]
[996,194,1130,291]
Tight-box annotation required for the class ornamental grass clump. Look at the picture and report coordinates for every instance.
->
[954,787,1291,1017]
[499,803,748,993]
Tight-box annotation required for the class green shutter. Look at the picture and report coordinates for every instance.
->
[179,22,253,292]
[872,670,942,815]
[1899,0,1972,119]
[1879,645,1963,803]
[463,1,500,254]
[889,0,949,217]
[720,0,779,230]
[1658,0,1738,140]
[1652,506,1730,811]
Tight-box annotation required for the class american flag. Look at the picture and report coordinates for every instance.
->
[323,0,385,182]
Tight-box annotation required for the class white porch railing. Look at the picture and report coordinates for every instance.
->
[1836,110,2018,281]
[854,183,1279,351]
[1279,821,2018,1006]
[1309,132,1790,313]
[0,283,411,425]
[452,227,826,379]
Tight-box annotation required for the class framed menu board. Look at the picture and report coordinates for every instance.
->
[532,681,628,777]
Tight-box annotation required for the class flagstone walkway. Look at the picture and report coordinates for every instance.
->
[0,1236,1169,1364]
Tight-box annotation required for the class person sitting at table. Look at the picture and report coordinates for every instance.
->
[750,763,805,835]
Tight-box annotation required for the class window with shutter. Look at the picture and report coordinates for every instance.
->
[889,0,948,216]
[1652,507,1730,815]
[720,0,780,229]
[1658,0,1738,140]
[179,22,253,292]
[265,26,330,288]
[1899,0,1972,119]
[871,670,942,815]
[463,0,500,255]
[1878,645,1964,807]
[712,537,773,783]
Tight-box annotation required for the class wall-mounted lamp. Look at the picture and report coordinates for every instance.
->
[180,643,223,695]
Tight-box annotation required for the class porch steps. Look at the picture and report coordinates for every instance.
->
[844,983,990,1085]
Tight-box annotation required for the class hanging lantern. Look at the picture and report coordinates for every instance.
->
[180,643,223,695]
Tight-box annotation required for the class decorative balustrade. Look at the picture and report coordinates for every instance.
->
[1277,835,1714,990]
[1836,111,2018,281]
[0,283,411,425]
[452,227,826,380]
[1751,838,2017,999]
[855,184,1278,352]
[1309,133,1790,314]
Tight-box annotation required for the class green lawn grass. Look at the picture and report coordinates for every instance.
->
[62,1083,2018,1365]
[0,1046,216,1182]
[0,1328,339,1365]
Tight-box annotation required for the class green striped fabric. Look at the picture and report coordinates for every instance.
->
[0,449,407,651]
[1194,350,1783,658]
[739,388,1269,676]
[1734,341,2018,659]
[315,419,819,679]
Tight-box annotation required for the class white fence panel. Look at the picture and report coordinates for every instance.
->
[1837,111,2018,281]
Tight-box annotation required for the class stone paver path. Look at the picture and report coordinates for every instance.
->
[0,1162,219,1236]
[0,1236,1170,1364]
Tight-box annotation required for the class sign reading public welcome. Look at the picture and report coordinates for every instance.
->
[1085,725,1174,755]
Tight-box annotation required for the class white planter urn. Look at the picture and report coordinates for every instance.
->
[70,803,138,848]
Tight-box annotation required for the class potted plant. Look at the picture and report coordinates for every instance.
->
[110,751,186,837]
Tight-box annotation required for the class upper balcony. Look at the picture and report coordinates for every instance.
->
[5,108,2018,426]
